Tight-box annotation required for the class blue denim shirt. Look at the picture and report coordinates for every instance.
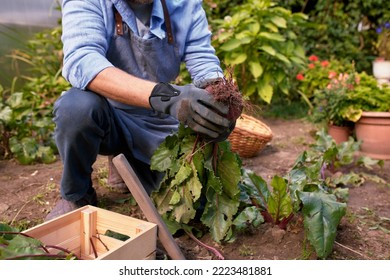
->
[61,0,223,89]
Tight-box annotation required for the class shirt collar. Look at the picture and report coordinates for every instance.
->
[112,0,166,39]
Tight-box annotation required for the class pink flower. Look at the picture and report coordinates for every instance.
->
[308,63,315,69]
[309,55,319,62]
[328,71,337,79]
[296,73,305,81]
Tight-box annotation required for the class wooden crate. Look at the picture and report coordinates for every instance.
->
[23,205,157,260]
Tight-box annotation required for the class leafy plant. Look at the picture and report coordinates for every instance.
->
[295,55,354,103]
[211,0,308,104]
[280,0,390,73]
[0,24,70,163]
[0,223,76,260]
[345,72,390,117]
[310,69,361,127]
[150,125,263,242]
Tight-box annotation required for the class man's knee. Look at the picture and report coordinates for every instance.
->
[53,87,109,127]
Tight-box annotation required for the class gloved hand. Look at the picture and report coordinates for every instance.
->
[149,82,232,140]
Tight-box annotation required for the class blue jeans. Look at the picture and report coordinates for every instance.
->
[53,88,171,201]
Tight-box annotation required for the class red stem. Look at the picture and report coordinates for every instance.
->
[184,230,225,260]
[6,254,71,260]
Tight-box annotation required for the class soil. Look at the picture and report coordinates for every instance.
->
[1,117,389,260]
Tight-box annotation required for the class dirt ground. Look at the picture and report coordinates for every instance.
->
[1,117,389,260]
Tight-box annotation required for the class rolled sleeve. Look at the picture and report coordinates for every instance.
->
[181,1,223,83]
[61,0,113,89]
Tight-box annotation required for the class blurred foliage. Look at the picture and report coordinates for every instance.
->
[277,0,390,73]
[0,25,70,163]
[207,0,308,104]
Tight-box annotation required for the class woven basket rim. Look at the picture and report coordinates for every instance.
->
[234,114,273,140]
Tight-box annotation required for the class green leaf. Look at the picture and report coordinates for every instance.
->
[152,184,175,215]
[220,39,242,51]
[258,32,285,42]
[0,106,12,123]
[257,82,273,104]
[161,214,182,236]
[150,138,178,172]
[264,23,278,33]
[227,52,247,65]
[188,164,202,202]
[261,45,276,56]
[246,170,271,206]
[169,191,181,205]
[249,61,263,78]
[298,191,347,259]
[267,176,293,223]
[275,53,291,66]
[6,92,24,108]
[201,188,239,243]
[270,16,287,28]
[248,22,260,34]
[172,184,196,224]
[217,144,241,199]
[171,163,192,186]
[232,206,264,231]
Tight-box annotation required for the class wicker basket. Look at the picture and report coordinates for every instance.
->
[228,114,273,158]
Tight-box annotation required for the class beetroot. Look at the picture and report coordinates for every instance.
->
[204,76,244,121]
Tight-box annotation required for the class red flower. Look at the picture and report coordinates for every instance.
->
[308,63,315,69]
[308,55,319,62]
[321,60,329,67]
[296,73,304,81]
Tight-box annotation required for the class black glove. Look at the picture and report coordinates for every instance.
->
[149,82,232,140]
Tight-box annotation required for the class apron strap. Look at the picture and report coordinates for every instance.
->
[114,7,124,36]
[160,0,174,45]
[113,2,174,45]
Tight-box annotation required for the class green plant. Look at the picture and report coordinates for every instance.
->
[344,72,390,119]
[295,55,354,102]
[0,24,70,163]
[151,121,385,258]
[310,70,361,127]
[0,223,77,260]
[280,0,390,73]
[151,125,263,243]
[211,0,308,104]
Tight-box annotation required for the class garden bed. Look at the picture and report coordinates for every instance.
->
[1,118,389,260]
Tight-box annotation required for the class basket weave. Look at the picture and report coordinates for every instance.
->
[228,114,273,158]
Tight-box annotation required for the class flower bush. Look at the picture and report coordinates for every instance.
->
[310,70,361,127]
[375,22,390,60]
[311,69,390,127]
[295,55,353,101]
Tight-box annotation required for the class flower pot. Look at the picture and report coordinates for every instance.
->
[327,124,352,144]
[355,112,390,160]
[373,60,390,85]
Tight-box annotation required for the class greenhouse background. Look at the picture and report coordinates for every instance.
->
[0,0,61,87]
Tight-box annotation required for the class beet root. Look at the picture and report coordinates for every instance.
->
[205,77,244,121]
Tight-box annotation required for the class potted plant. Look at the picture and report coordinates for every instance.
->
[373,22,390,84]
[341,72,390,159]
[310,69,359,144]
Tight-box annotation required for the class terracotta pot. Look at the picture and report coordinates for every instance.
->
[328,124,352,144]
[355,112,390,160]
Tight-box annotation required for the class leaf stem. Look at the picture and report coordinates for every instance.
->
[6,253,70,260]
[184,230,225,260]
